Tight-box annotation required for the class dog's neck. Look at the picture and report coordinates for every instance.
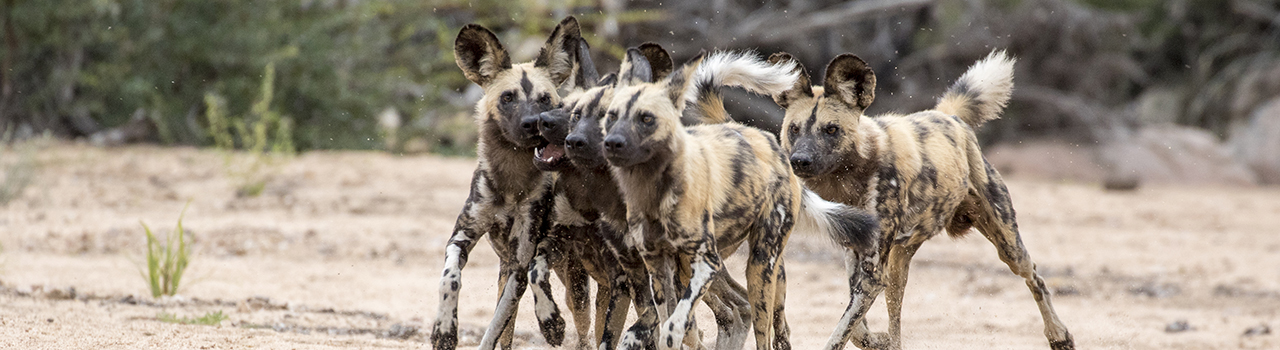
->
[477,118,546,202]
[612,133,684,222]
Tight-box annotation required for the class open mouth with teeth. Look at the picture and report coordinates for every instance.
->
[534,142,570,170]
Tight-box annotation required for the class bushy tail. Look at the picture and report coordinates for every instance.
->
[794,189,878,250]
[680,51,801,124]
[935,50,1015,128]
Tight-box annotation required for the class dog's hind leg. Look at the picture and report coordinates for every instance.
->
[883,242,922,350]
[972,165,1074,350]
[746,235,782,350]
[771,258,791,350]
[703,275,750,350]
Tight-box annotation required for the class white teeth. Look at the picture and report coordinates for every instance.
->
[536,148,544,158]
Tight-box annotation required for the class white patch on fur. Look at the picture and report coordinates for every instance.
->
[435,243,465,330]
[794,189,854,245]
[682,50,801,106]
[530,255,557,322]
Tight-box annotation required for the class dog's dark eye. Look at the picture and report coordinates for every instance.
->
[824,125,840,135]
[538,95,551,105]
[571,110,582,120]
[607,111,618,121]
[640,113,654,125]
[501,92,515,103]
[788,124,800,135]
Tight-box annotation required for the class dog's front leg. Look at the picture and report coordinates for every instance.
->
[431,199,488,350]
[658,221,721,350]
[529,225,569,346]
[477,195,552,350]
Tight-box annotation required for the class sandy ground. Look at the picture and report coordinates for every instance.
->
[2,142,1279,349]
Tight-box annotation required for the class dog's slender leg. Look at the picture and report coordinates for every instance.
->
[531,227,568,346]
[431,203,487,350]
[772,259,791,350]
[973,172,1074,350]
[597,265,630,350]
[561,245,594,349]
[658,228,721,350]
[824,249,888,350]
[704,274,750,350]
[617,252,660,350]
[884,243,922,350]
[674,254,706,350]
[479,199,548,350]
[746,239,780,350]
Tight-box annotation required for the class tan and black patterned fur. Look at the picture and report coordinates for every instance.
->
[430,17,588,350]
[603,51,878,350]
[524,41,676,350]
[768,51,1074,350]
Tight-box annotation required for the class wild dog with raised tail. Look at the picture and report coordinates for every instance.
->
[768,50,1074,350]
[603,50,879,350]
[430,17,584,350]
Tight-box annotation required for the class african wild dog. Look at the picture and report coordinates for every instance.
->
[523,40,674,350]
[430,17,588,350]
[767,51,1075,350]
[602,50,880,350]
[530,43,782,350]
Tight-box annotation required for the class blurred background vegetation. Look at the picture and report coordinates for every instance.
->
[1,0,1277,179]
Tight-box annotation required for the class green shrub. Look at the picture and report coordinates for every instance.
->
[140,204,191,298]
[205,63,295,197]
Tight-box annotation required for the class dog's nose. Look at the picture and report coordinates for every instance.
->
[566,134,588,150]
[520,115,541,134]
[603,135,626,152]
[790,154,813,170]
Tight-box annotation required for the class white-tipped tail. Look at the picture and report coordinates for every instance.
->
[936,50,1015,128]
[682,50,800,108]
[794,189,878,250]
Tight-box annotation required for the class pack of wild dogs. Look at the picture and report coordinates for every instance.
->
[429,17,1076,350]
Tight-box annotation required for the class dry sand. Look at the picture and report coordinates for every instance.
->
[2,143,1278,349]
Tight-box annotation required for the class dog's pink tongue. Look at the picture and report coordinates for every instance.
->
[538,144,565,161]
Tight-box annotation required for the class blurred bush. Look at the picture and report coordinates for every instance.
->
[1,0,1276,153]
[0,0,605,152]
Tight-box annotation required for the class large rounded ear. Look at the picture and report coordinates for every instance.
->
[573,38,600,89]
[637,42,673,81]
[455,24,512,86]
[767,52,813,109]
[823,54,875,110]
[535,16,582,86]
[618,48,654,86]
[665,51,707,108]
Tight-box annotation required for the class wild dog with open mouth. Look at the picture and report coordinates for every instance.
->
[522,40,670,350]
[603,50,880,350]
[767,51,1075,350]
[531,43,776,350]
[430,17,586,350]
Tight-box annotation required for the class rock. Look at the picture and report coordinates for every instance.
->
[1244,324,1271,336]
[984,139,1107,182]
[1165,319,1192,333]
[1101,125,1258,186]
[1229,98,1280,184]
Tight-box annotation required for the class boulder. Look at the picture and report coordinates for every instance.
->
[1229,98,1280,184]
